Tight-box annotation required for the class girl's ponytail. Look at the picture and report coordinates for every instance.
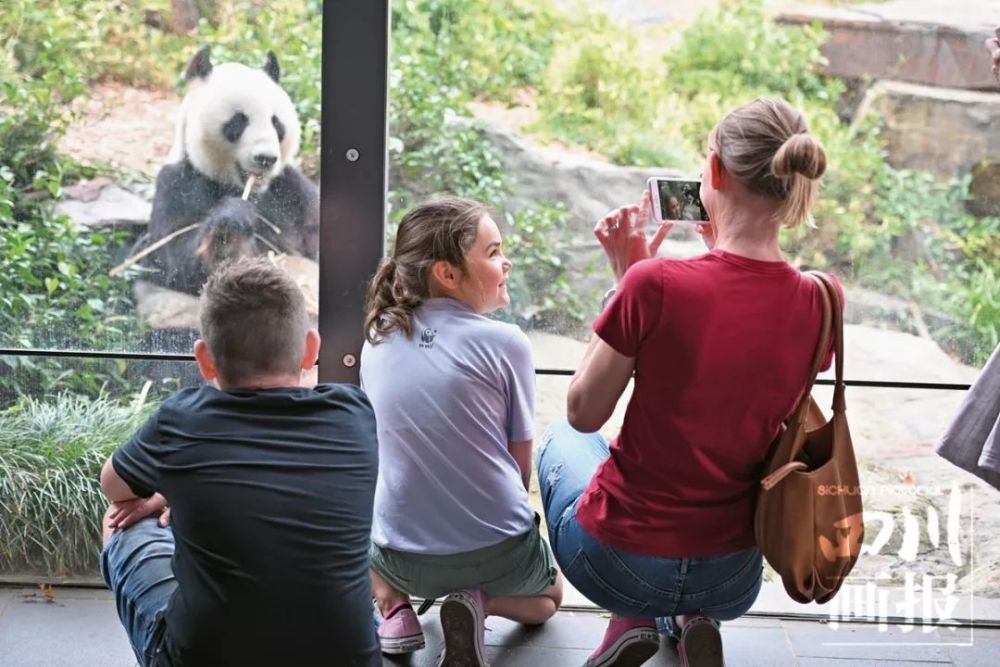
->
[365,258,418,344]
[364,196,486,344]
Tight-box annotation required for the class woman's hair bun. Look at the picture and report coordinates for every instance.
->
[772,132,827,180]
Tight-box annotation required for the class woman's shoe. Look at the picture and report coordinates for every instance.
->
[584,615,659,667]
[677,615,724,667]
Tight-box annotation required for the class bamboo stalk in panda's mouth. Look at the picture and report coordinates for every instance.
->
[242,174,256,200]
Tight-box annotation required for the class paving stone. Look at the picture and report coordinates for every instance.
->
[7,585,1000,667]
[0,587,13,619]
[783,621,953,662]
[798,660,952,667]
[481,612,608,649]
[0,594,134,667]
[947,634,1000,666]
[719,625,796,666]
[483,645,597,666]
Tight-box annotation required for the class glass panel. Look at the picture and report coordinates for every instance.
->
[378,0,1000,629]
[384,1,997,377]
[1,1,322,355]
[0,354,200,577]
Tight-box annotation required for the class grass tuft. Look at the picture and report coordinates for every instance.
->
[0,393,155,576]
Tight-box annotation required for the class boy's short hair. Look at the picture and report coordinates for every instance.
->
[199,258,309,385]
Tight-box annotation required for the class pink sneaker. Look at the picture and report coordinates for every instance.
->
[436,589,488,667]
[584,615,659,667]
[375,601,425,654]
[676,615,723,667]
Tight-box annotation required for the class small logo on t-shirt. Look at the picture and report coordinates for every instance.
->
[419,328,438,348]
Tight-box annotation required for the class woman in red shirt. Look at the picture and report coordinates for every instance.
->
[537,98,839,667]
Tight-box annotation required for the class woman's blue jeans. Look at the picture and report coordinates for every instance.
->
[537,420,763,630]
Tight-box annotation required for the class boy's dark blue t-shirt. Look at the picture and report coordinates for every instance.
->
[112,383,379,667]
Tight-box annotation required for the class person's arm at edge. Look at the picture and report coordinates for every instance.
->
[509,440,533,491]
[100,455,141,504]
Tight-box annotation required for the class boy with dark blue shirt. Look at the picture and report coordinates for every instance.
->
[99,258,379,667]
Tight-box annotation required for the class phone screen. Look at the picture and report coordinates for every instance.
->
[655,179,708,222]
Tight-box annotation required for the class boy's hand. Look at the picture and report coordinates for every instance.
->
[108,493,170,530]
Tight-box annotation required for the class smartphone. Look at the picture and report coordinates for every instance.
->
[647,177,708,225]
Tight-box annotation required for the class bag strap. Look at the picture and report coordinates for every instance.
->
[759,272,833,477]
[811,272,846,415]
[786,271,834,428]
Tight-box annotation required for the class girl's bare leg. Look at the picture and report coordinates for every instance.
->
[370,568,411,616]
[484,572,564,625]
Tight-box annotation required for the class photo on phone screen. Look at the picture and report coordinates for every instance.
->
[649,177,708,224]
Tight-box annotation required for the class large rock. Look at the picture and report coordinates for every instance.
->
[856,80,1000,178]
[779,0,997,90]
[55,180,152,230]
[470,120,688,233]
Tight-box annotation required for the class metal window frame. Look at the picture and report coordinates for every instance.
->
[316,0,391,384]
[0,347,976,394]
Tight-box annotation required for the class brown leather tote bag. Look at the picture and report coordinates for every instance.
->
[754,272,864,604]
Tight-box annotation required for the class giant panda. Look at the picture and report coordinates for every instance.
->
[141,46,319,295]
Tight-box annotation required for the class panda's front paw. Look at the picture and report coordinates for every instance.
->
[209,198,257,235]
[197,198,259,266]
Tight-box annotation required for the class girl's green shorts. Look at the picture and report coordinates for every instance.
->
[370,513,557,599]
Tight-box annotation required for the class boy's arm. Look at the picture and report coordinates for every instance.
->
[100,456,140,503]
[100,456,171,528]
[509,439,533,491]
[99,410,169,528]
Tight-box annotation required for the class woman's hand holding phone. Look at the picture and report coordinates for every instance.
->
[594,191,671,283]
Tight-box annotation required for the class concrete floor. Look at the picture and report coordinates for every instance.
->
[1,586,998,667]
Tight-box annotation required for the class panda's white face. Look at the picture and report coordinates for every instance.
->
[177,62,301,190]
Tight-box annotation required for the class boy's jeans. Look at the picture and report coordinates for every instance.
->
[537,420,763,629]
[101,518,175,667]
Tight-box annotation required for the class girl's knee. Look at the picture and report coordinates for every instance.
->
[543,573,565,612]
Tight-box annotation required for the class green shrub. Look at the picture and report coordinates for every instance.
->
[0,393,155,576]
[1,1,188,90]
[662,0,837,103]
[1,54,136,399]
[500,204,590,331]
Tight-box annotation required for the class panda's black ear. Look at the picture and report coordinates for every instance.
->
[185,46,213,81]
[263,51,281,84]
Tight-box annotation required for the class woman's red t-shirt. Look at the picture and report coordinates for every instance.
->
[576,249,840,558]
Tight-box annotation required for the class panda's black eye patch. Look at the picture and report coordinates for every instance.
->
[272,115,286,142]
[222,112,249,143]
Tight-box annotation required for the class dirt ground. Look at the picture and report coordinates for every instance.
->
[59,82,177,177]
